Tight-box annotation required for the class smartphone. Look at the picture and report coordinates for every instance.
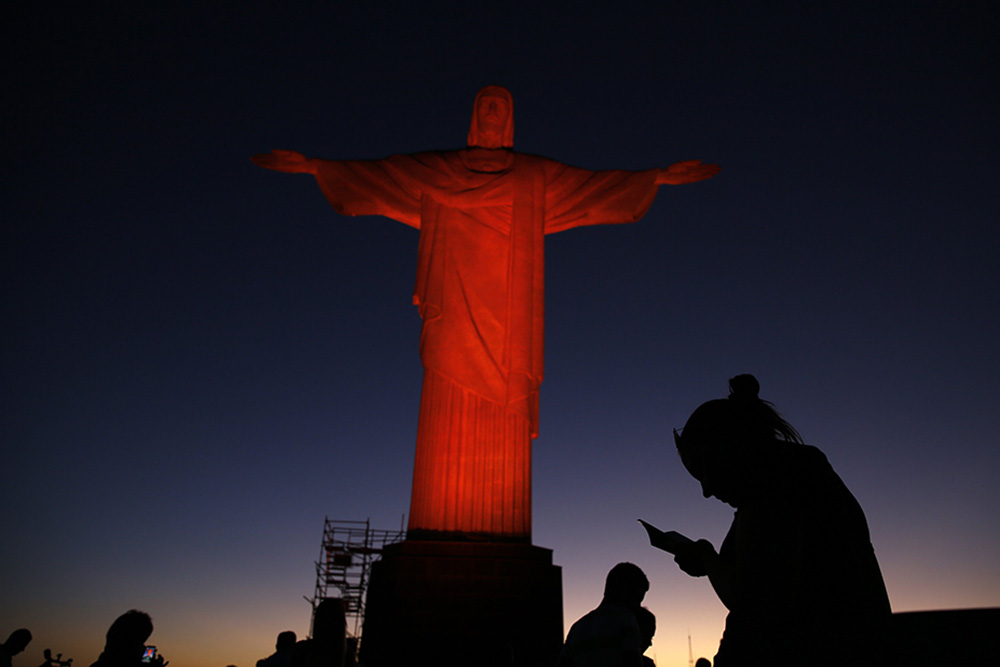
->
[638,519,695,555]
[142,647,156,663]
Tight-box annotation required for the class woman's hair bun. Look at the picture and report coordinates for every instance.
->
[728,374,760,400]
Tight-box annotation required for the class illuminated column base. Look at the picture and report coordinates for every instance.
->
[359,541,562,667]
[408,370,531,541]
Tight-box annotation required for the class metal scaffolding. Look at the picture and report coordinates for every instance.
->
[308,517,405,638]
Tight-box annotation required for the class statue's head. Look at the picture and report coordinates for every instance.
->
[468,85,514,149]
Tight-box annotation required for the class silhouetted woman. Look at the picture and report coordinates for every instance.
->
[90,611,166,667]
[671,375,891,667]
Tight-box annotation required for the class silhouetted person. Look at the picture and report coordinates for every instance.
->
[288,640,314,667]
[634,607,655,667]
[557,562,650,667]
[39,649,73,667]
[2,630,32,667]
[695,659,711,667]
[90,611,166,667]
[342,638,358,667]
[308,599,346,667]
[669,374,891,667]
[257,631,296,667]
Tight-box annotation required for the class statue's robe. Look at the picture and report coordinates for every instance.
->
[313,148,660,540]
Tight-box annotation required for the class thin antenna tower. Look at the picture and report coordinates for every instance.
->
[688,628,694,667]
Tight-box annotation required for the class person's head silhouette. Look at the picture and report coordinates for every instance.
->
[275,631,296,653]
[603,562,649,609]
[674,374,802,507]
[3,629,32,656]
[102,610,153,664]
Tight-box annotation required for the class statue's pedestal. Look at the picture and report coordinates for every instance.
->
[359,540,563,667]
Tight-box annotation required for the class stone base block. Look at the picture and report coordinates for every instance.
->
[359,540,563,667]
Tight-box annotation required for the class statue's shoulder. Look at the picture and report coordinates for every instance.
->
[401,149,462,163]
[379,150,466,175]
[512,152,551,167]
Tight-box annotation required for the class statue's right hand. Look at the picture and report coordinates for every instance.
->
[251,149,315,174]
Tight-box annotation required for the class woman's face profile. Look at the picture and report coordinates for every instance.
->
[680,440,748,507]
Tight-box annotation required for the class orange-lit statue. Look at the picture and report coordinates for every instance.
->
[253,86,718,542]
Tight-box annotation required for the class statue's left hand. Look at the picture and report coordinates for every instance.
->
[251,149,316,174]
[656,160,721,185]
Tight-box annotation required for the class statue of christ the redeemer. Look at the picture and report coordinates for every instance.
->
[253,85,719,543]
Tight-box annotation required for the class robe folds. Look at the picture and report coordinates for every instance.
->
[313,148,660,540]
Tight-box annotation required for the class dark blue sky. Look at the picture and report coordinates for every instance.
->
[3,3,998,666]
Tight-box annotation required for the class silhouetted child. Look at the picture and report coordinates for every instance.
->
[557,562,650,667]
[2,630,32,667]
[256,631,296,667]
[666,374,891,667]
[635,607,655,667]
[89,611,166,667]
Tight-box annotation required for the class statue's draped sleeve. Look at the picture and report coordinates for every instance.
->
[311,154,436,229]
[311,152,661,232]
[541,160,661,234]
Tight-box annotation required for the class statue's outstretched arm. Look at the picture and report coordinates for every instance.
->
[253,150,424,227]
[251,149,317,175]
[656,160,721,185]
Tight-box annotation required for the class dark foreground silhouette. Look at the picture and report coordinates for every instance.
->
[5,587,997,666]
[557,562,651,667]
[634,607,655,667]
[255,631,295,667]
[651,374,892,667]
[38,649,72,667]
[289,600,346,667]
[89,611,166,667]
[2,629,33,667]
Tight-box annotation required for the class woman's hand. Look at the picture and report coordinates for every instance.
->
[674,538,718,577]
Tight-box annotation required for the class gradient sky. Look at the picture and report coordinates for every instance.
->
[3,3,998,667]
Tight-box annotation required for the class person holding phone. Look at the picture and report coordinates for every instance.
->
[89,611,167,667]
[665,375,891,667]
